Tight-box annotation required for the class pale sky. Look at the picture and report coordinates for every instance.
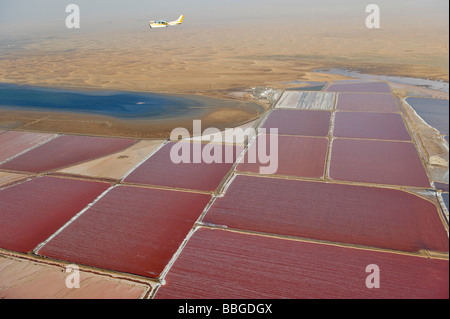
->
[0,0,448,36]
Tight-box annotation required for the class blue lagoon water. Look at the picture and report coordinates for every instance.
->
[0,83,207,120]
[405,97,449,139]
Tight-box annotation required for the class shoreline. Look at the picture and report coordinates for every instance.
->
[0,84,268,139]
[1,72,448,140]
[316,68,449,93]
[400,97,448,184]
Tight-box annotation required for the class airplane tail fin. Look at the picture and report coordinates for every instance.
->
[168,15,184,25]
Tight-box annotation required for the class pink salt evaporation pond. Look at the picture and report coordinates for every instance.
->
[329,138,430,187]
[262,109,331,137]
[330,138,430,188]
[236,135,328,178]
[38,185,211,278]
[333,112,411,141]
[124,141,242,192]
[0,176,110,253]
[0,131,57,164]
[204,175,448,253]
[0,134,136,173]
[336,92,400,112]
[155,228,449,299]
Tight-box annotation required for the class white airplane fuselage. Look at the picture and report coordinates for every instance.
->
[149,22,169,28]
[149,15,184,29]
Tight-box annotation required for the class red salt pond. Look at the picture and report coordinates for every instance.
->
[204,175,448,253]
[333,112,411,141]
[236,135,328,178]
[124,142,242,192]
[38,185,211,278]
[0,135,136,173]
[262,109,331,137]
[155,228,449,299]
[325,81,392,93]
[335,93,400,112]
[0,131,57,163]
[329,138,431,188]
[0,176,110,253]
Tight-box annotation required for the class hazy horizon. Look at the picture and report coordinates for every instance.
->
[0,0,448,90]
[1,0,448,37]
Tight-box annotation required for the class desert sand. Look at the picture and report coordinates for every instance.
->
[57,139,165,180]
[0,254,151,299]
[399,98,449,184]
[0,171,32,187]
[0,19,448,137]
[0,21,447,92]
[0,97,265,138]
[0,12,448,299]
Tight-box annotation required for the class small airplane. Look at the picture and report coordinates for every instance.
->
[149,15,184,28]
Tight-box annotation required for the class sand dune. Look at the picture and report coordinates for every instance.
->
[0,22,447,95]
[0,20,447,138]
